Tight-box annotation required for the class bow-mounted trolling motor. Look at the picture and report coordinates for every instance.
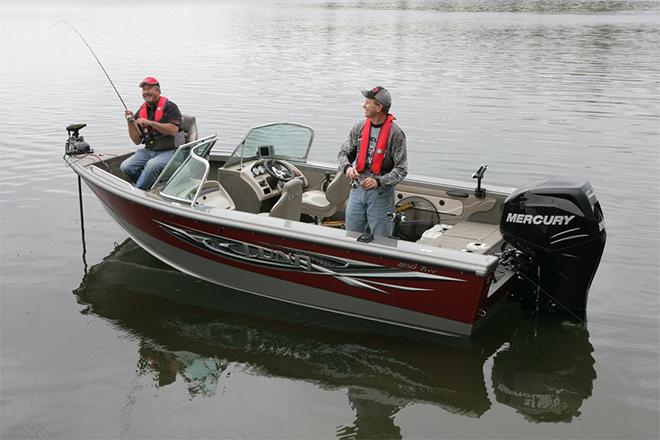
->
[65,123,93,155]
[500,177,606,318]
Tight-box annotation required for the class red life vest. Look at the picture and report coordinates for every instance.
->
[355,114,395,175]
[138,96,168,125]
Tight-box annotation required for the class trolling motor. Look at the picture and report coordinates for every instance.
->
[65,123,93,155]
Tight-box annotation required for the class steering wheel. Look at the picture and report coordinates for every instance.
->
[263,159,295,182]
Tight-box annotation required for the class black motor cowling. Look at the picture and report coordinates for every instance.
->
[500,177,606,316]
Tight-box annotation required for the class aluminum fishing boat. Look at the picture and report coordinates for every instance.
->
[64,119,606,337]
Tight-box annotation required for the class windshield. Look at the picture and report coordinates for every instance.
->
[152,135,218,191]
[224,123,314,168]
[158,136,217,203]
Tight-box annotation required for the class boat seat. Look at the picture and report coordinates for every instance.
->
[301,171,350,221]
[181,114,198,142]
[265,178,303,221]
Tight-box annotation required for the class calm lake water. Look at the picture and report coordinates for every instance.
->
[1,0,659,438]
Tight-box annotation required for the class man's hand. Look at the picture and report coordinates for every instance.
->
[346,167,378,189]
[361,177,378,190]
[126,111,142,145]
[136,118,152,128]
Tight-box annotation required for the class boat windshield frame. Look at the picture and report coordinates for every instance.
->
[156,135,218,205]
[151,135,218,192]
[223,122,314,169]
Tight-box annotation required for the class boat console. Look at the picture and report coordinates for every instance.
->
[216,123,313,213]
[219,157,307,205]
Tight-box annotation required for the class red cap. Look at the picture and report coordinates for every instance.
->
[139,76,160,87]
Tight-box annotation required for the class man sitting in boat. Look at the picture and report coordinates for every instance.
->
[338,86,408,237]
[120,76,183,190]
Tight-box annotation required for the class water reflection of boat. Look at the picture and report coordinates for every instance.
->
[73,239,596,430]
[491,319,596,423]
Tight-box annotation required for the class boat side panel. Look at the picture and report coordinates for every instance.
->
[85,181,489,325]
[116,218,474,336]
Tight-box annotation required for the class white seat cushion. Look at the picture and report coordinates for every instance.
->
[302,190,331,209]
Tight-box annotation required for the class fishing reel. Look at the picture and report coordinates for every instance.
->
[65,123,93,155]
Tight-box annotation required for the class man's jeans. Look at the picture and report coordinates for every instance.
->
[345,186,395,237]
[120,148,175,190]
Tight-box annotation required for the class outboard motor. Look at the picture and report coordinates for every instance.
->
[501,177,606,317]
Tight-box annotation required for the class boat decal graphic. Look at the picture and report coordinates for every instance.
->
[157,222,321,271]
[506,213,575,226]
[260,243,464,282]
[550,234,590,245]
[309,263,389,294]
[257,242,380,269]
[322,271,464,282]
[350,279,434,291]
[156,221,463,294]
[550,227,581,239]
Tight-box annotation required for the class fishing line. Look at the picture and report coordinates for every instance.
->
[516,270,587,325]
[54,21,146,139]
[56,21,129,110]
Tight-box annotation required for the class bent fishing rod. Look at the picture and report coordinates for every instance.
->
[57,22,146,139]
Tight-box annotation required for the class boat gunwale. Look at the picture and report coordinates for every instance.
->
[298,159,517,197]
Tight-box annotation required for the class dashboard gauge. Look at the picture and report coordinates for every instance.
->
[258,165,266,174]
[252,167,259,176]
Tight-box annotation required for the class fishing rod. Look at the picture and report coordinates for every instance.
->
[57,22,146,139]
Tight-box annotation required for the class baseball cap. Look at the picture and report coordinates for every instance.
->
[139,76,160,87]
[361,86,391,108]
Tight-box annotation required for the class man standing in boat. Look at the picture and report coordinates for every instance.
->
[338,86,408,237]
[120,76,183,190]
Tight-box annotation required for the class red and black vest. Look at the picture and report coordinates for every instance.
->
[355,114,395,175]
[138,96,172,150]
